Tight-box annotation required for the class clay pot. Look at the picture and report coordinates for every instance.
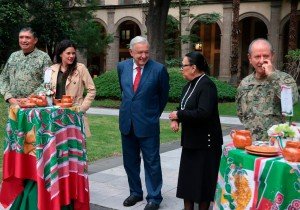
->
[29,97,37,104]
[35,98,47,107]
[53,98,61,105]
[230,130,252,149]
[282,147,300,162]
[61,95,73,104]
[285,141,300,149]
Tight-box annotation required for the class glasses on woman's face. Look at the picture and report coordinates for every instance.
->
[180,64,193,71]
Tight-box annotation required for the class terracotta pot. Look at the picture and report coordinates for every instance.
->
[285,141,300,149]
[53,98,61,105]
[29,97,37,104]
[61,95,73,104]
[230,130,252,149]
[282,147,300,162]
[35,98,47,107]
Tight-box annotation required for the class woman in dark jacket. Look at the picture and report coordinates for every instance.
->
[169,52,223,210]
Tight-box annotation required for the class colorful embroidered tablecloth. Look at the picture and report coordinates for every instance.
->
[0,106,90,210]
[214,143,300,210]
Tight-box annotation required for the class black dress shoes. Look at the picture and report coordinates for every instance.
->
[144,202,159,210]
[123,195,143,207]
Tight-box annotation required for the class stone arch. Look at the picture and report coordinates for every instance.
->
[279,11,300,71]
[187,14,222,77]
[114,17,142,61]
[86,18,109,76]
[114,17,143,35]
[238,12,269,79]
[93,18,108,32]
[239,12,270,32]
[187,14,222,33]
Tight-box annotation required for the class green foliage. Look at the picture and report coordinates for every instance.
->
[166,58,181,68]
[0,0,112,63]
[165,15,180,59]
[192,12,222,24]
[70,20,114,58]
[93,69,121,100]
[209,77,237,101]
[93,67,237,102]
[285,49,300,62]
[0,1,31,63]
[283,49,300,80]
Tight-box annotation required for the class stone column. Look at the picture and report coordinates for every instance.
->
[269,0,282,68]
[219,3,232,82]
[142,7,148,37]
[106,9,119,71]
[181,6,190,58]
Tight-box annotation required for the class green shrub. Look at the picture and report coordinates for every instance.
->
[93,69,121,100]
[93,67,236,102]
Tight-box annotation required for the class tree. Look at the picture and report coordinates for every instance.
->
[229,0,240,86]
[0,0,112,64]
[70,20,113,59]
[284,0,299,78]
[0,0,30,65]
[288,0,298,51]
[146,0,172,64]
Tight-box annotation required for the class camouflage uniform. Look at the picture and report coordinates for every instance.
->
[0,48,52,100]
[236,70,299,141]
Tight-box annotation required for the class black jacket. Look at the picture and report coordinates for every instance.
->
[177,75,223,149]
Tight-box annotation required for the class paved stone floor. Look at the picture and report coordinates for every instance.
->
[87,112,244,210]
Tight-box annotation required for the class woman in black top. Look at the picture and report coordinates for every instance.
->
[169,52,223,210]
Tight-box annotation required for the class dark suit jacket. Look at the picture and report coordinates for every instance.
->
[117,58,170,137]
[177,75,223,149]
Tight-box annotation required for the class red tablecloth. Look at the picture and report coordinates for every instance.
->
[0,106,90,210]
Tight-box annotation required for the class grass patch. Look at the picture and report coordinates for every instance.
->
[92,99,300,122]
[87,115,180,162]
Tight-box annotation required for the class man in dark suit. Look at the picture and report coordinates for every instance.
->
[117,36,169,210]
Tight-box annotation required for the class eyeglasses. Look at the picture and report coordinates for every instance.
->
[180,64,193,70]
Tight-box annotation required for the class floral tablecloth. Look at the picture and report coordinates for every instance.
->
[214,143,300,210]
[0,106,90,210]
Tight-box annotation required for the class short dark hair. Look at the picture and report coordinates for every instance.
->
[185,51,210,75]
[19,27,37,38]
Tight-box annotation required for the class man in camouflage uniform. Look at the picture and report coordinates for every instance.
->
[0,27,52,104]
[236,38,298,141]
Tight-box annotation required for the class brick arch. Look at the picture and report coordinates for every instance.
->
[114,17,143,35]
[239,12,270,33]
[187,14,222,33]
[93,18,108,33]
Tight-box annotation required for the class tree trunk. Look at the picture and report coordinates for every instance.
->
[288,0,298,51]
[229,0,240,86]
[146,0,171,64]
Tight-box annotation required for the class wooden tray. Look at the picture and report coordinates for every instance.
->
[246,150,279,157]
[19,103,36,108]
[245,145,278,153]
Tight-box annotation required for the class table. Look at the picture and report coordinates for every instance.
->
[214,143,300,210]
[0,106,90,210]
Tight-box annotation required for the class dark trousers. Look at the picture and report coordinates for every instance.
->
[121,128,163,204]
